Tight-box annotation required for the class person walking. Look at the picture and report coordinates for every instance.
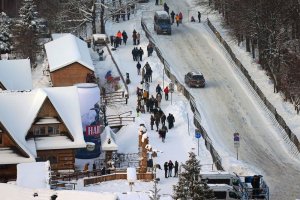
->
[156,84,162,94]
[138,47,144,61]
[117,30,122,45]
[161,124,168,142]
[164,162,168,178]
[174,161,179,177]
[164,86,169,100]
[168,160,174,177]
[150,115,155,130]
[132,47,137,61]
[161,113,166,126]
[198,11,201,23]
[137,32,141,45]
[170,11,175,24]
[156,92,162,107]
[179,12,183,23]
[155,0,158,5]
[122,30,128,45]
[136,61,141,75]
[167,113,175,129]
[147,42,154,57]
[175,14,180,27]
[132,29,137,45]
[155,112,160,131]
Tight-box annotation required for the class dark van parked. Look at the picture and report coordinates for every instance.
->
[154,11,171,35]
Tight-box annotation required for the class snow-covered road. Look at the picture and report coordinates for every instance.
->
[142,0,300,199]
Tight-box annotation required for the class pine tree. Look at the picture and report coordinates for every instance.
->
[12,0,42,66]
[0,12,12,54]
[149,179,161,200]
[173,152,215,200]
[18,0,43,32]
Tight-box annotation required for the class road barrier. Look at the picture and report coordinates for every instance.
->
[141,19,224,170]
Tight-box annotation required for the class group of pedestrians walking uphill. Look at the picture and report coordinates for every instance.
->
[164,160,179,178]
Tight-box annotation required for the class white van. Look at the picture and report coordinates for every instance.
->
[200,171,241,189]
[208,184,242,200]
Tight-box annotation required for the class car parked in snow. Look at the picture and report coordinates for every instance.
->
[184,71,205,88]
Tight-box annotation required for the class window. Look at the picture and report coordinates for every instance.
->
[48,125,59,135]
[214,191,227,199]
[33,125,59,136]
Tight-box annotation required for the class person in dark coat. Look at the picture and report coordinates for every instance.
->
[132,47,138,61]
[147,42,154,57]
[164,162,168,178]
[156,84,162,94]
[154,113,160,131]
[132,47,136,61]
[132,29,137,45]
[138,47,144,61]
[161,125,168,142]
[155,0,158,5]
[149,96,155,112]
[136,61,141,75]
[161,113,166,126]
[167,113,175,129]
[168,160,174,177]
[198,11,201,23]
[170,11,175,24]
[122,30,128,45]
[163,3,169,14]
[101,165,106,175]
[174,161,179,177]
[150,115,155,130]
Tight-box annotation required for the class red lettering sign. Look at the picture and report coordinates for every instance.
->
[85,125,100,136]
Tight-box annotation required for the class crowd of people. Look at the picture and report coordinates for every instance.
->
[164,160,179,178]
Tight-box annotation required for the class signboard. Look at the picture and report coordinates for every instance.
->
[169,82,174,93]
[85,125,100,136]
[233,132,240,148]
[195,131,202,139]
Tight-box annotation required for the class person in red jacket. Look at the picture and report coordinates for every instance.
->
[164,86,169,101]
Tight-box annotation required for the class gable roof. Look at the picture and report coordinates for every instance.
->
[0,59,33,90]
[0,86,86,164]
[45,34,94,72]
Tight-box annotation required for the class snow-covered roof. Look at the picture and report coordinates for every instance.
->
[155,11,169,18]
[93,34,108,41]
[0,59,33,90]
[0,86,86,164]
[101,126,118,151]
[51,33,71,40]
[45,34,94,72]
[17,161,51,189]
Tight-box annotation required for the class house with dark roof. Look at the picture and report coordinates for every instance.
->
[0,86,86,181]
[45,34,95,87]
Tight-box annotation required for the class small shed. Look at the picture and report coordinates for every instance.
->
[101,126,118,167]
[92,34,109,50]
[45,34,94,87]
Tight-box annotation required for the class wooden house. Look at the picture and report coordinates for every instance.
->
[45,34,95,87]
[0,59,32,91]
[0,86,86,181]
